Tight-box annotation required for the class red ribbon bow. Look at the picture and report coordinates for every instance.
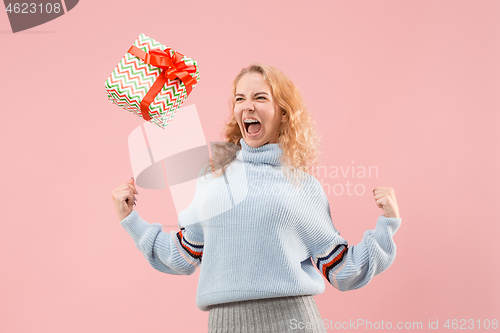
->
[127,45,198,121]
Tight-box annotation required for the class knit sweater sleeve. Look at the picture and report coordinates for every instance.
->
[120,210,204,275]
[301,180,401,291]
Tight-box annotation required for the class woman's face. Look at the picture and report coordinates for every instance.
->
[233,72,284,148]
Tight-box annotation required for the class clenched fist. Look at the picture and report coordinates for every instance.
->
[111,177,139,221]
[373,187,400,218]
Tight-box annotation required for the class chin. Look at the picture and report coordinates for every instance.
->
[247,139,271,148]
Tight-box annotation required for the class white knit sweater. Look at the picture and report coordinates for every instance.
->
[120,138,401,311]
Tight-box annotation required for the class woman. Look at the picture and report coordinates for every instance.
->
[111,63,401,332]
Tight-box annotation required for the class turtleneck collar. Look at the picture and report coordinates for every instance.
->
[236,138,284,166]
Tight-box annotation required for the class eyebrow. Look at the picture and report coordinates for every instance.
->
[234,92,269,98]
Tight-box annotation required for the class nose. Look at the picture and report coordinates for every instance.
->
[242,99,254,111]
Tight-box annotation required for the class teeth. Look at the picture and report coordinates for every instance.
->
[243,119,259,123]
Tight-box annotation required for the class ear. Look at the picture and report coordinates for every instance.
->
[281,110,288,123]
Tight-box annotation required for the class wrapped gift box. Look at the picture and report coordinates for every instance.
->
[105,33,200,129]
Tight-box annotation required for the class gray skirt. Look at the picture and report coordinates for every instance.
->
[207,295,327,333]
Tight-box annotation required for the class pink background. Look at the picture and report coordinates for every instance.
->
[1,0,499,332]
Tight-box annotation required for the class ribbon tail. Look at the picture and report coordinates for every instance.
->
[128,45,147,61]
[166,70,197,97]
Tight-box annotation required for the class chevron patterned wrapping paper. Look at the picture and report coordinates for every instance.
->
[105,33,200,129]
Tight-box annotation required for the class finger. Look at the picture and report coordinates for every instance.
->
[115,183,139,201]
[115,182,138,195]
[376,192,397,203]
[373,189,386,199]
[125,190,135,207]
[126,179,138,194]
[373,192,388,200]
[373,188,384,196]
[374,186,391,193]
[375,197,386,208]
[373,187,392,199]
[112,183,135,195]
[113,186,137,204]
[373,186,388,192]
[130,177,138,191]
[113,188,135,202]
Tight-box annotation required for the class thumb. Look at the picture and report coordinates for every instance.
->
[127,177,138,195]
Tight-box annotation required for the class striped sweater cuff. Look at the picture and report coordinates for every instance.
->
[314,215,401,286]
[176,229,204,262]
[314,243,349,285]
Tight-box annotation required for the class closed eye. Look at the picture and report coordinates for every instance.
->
[235,96,267,102]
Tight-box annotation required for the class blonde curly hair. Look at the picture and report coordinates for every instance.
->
[204,63,322,186]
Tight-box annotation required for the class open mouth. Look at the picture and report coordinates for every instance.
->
[244,120,262,136]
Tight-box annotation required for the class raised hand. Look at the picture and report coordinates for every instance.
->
[111,177,139,221]
[373,186,400,218]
